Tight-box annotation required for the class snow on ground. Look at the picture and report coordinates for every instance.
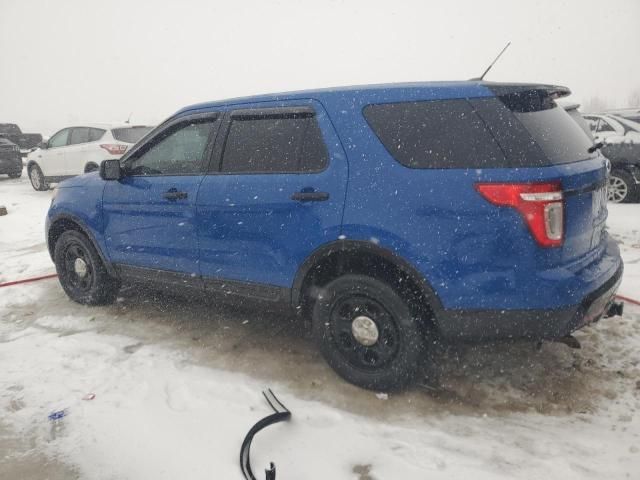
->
[1,171,640,479]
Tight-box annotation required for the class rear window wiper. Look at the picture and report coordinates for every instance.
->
[588,141,605,153]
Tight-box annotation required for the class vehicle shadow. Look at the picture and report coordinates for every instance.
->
[97,284,639,421]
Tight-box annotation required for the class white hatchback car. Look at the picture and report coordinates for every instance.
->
[26,123,153,191]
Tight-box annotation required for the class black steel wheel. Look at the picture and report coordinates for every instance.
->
[54,230,120,305]
[312,274,425,390]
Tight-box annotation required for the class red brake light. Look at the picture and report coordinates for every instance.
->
[475,182,564,248]
[100,144,128,155]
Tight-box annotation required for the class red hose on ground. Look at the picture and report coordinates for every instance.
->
[0,272,639,307]
[0,273,58,288]
[615,294,640,307]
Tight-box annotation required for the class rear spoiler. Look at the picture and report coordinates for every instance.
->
[482,82,571,99]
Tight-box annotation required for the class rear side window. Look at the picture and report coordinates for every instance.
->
[363,99,505,168]
[112,126,154,144]
[89,128,105,141]
[221,109,328,173]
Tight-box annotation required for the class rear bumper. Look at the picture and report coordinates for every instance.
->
[437,253,624,341]
[0,153,22,173]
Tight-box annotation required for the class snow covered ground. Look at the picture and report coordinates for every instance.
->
[1,171,639,479]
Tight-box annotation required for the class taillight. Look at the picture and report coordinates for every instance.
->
[100,144,128,155]
[475,182,564,248]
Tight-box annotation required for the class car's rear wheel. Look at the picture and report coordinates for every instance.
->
[312,274,425,390]
[28,164,49,191]
[54,230,120,305]
[8,170,22,179]
[608,169,638,203]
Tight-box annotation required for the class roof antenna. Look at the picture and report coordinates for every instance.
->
[125,112,133,124]
[470,42,511,81]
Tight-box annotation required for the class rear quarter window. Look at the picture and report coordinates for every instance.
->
[363,99,507,169]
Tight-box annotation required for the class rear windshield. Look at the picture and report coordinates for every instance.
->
[0,124,20,135]
[498,91,593,165]
[111,126,153,144]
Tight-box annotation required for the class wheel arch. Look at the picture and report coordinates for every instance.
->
[291,240,443,319]
[47,213,117,278]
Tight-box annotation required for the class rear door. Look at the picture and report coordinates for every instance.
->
[102,113,220,278]
[65,127,91,174]
[196,100,347,293]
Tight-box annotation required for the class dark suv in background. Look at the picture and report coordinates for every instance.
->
[46,81,623,390]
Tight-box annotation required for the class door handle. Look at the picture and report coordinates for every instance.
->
[290,191,330,202]
[163,189,188,201]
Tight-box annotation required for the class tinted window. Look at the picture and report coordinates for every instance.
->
[69,127,90,145]
[127,119,216,176]
[363,99,505,169]
[497,91,593,164]
[221,112,328,173]
[112,126,154,144]
[89,128,105,141]
[48,129,70,148]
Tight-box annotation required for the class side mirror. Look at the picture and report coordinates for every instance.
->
[99,159,122,181]
[38,141,48,149]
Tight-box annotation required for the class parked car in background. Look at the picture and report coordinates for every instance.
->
[0,123,42,157]
[26,123,153,191]
[563,103,594,140]
[0,137,22,178]
[46,81,622,390]
[583,113,640,203]
[605,108,640,123]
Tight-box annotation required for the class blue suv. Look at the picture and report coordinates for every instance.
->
[46,81,623,390]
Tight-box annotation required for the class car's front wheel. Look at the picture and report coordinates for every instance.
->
[312,274,426,390]
[54,230,120,305]
[28,164,49,191]
[608,169,638,203]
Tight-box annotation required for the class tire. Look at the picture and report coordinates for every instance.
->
[312,274,425,390]
[608,170,638,203]
[8,170,22,179]
[54,230,120,305]
[84,163,99,173]
[28,164,49,191]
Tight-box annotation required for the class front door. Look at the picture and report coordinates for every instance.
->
[40,127,70,176]
[102,113,220,278]
[196,101,348,293]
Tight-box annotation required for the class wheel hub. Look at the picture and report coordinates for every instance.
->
[351,315,379,346]
[608,176,627,203]
[74,257,88,278]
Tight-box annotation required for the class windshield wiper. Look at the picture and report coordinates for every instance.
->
[588,141,605,153]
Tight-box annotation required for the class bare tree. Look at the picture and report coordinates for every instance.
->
[627,89,640,107]
[582,96,610,113]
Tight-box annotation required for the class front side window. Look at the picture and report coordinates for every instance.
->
[69,127,90,145]
[126,119,216,176]
[221,109,328,173]
[48,128,70,148]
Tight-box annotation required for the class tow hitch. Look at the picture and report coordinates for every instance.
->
[240,389,291,480]
[605,301,624,318]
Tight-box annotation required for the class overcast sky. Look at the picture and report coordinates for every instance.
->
[1,0,639,136]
